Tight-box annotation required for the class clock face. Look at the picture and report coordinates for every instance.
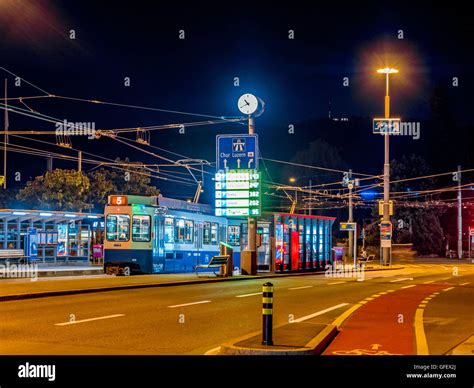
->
[238,93,258,115]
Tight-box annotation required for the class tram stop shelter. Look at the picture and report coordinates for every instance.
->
[0,209,103,263]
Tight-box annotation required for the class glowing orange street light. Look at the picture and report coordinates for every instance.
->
[376,67,398,266]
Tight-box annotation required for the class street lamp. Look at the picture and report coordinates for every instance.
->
[377,67,398,266]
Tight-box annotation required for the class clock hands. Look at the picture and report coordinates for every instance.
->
[239,99,250,110]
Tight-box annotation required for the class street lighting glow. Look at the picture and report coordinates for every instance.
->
[289,177,296,183]
[377,67,399,74]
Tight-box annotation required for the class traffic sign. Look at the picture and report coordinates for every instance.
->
[216,134,258,170]
[340,222,356,231]
[373,118,401,135]
[378,200,394,216]
[215,169,261,217]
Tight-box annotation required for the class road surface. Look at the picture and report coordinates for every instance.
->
[1,263,472,355]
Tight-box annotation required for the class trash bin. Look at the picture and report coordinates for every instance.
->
[220,242,234,277]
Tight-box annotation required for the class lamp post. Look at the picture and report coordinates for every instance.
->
[377,67,398,266]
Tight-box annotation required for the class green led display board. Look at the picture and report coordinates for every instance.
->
[215,169,261,217]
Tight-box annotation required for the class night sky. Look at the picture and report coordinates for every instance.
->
[1,1,473,204]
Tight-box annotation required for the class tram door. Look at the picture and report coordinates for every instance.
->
[152,216,165,273]
[194,222,205,266]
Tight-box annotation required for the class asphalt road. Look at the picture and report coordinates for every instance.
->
[1,263,473,355]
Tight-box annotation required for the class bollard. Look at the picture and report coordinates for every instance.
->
[262,282,274,346]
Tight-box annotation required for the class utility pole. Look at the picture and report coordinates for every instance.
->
[457,165,462,259]
[247,116,257,273]
[78,150,82,172]
[348,169,354,260]
[3,78,8,189]
[309,179,312,216]
[47,155,53,172]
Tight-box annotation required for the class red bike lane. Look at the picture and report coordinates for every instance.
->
[323,284,448,355]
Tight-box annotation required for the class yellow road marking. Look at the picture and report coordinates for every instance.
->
[415,308,429,355]
[332,304,363,329]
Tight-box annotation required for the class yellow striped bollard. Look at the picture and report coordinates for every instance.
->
[262,282,274,345]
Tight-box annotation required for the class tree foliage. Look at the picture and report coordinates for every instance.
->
[86,158,160,211]
[17,169,92,211]
[16,160,161,212]
[390,155,445,256]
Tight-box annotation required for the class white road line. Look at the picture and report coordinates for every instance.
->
[288,286,313,290]
[235,292,262,298]
[460,282,470,286]
[401,285,416,289]
[439,277,451,281]
[423,280,435,284]
[443,287,455,292]
[293,303,349,323]
[55,314,125,326]
[327,281,346,285]
[167,300,211,308]
[389,278,413,283]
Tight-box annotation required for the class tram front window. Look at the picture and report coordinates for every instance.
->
[106,214,130,242]
[132,215,151,242]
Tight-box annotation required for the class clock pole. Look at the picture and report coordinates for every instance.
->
[247,115,257,273]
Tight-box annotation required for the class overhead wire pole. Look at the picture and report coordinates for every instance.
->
[457,165,462,259]
[248,115,257,273]
[348,169,353,260]
[3,79,8,189]
[78,151,82,172]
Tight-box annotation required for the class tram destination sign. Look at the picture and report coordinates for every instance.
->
[216,134,258,170]
[215,169,261,217]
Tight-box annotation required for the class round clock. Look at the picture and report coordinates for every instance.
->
[238,93,259,115]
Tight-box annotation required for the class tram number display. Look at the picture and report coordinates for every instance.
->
[215,169,261,217]
[110,196,128,206]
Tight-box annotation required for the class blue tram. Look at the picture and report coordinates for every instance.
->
[104,195,227,274]
[104,195,336,274]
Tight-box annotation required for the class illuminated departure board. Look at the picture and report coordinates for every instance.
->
[215,170,261,217]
